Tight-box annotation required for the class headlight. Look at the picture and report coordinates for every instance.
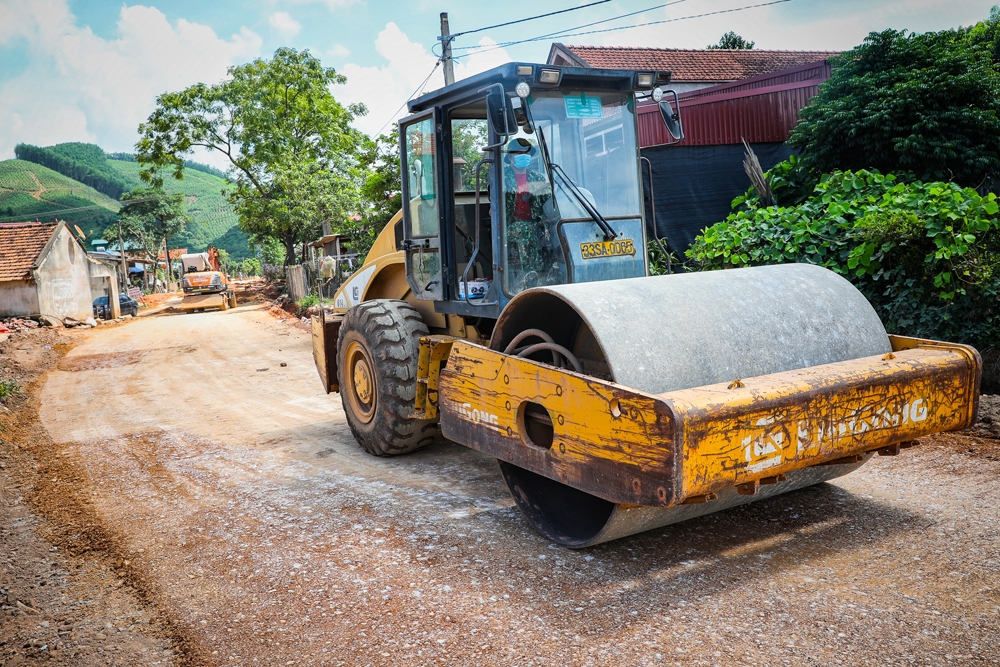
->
[652,87,664,102]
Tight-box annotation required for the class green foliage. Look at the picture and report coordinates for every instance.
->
[0,379,21,402]
[119,186,190,265]
[105,159,249,259]
[688,170,1000,348]
[0,160,119,231]
[355,128,401,258]
[296,294,320,310]
[708,31,755,49]
[240,257,262,276]
[137,47,366,265]
[790,17,1000,187]
[106,151,227,178]
[646,239,682,276]
[15,142,132,198]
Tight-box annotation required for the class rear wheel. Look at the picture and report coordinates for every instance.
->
[229,292,237,308]
[336,299,436,456]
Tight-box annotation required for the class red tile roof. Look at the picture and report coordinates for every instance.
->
[0,222,58,282]
[561,46,840,82]
[158,248,188,260]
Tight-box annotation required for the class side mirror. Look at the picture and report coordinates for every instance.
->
[486,89,516,139]
[658,91,684,143]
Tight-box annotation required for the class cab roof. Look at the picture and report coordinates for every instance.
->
[406,62,670,114]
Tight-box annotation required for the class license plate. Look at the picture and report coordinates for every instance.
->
[580,238,636,260]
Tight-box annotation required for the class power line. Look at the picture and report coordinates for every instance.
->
[452,0,794,60]
[448,0,614,39]
[452,0,689,51]
[374,60,441,137]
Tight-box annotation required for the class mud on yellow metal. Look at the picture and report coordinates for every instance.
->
[435,334,978,546]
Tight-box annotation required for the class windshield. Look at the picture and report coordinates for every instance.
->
[532,91,641,219]
[499,91,641,295]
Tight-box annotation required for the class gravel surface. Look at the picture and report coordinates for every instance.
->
[3,305,1000,666]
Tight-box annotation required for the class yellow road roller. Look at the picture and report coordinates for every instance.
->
[312,62,980,546]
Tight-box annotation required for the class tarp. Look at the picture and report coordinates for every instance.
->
[641,142,794,257]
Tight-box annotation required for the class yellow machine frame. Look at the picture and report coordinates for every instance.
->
[411,335,979,507]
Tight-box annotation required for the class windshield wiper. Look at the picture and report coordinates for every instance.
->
[550,163,617,240]
[522,99,617,240]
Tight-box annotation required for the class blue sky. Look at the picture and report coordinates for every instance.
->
[1,0,997,165]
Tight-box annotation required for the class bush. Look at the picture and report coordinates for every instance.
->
[688,170,1000,349]
[296,294,320,310]
[790,15,1000,187]
[0,379,22,402]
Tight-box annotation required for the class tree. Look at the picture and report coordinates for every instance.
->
[708,32,754,49]
[790,18,1000,187]
[136,47,366,265]
[118,186,190,279]
[354,129,402,258]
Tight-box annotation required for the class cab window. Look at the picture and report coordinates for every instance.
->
[405,117,439,237]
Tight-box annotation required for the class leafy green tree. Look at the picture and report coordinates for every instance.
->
[790,18,1000,187]
[136,47,366,265]
[119,186,190,279]
[708,32,754,49]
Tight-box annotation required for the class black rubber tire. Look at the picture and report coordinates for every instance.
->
[336,299,436,456]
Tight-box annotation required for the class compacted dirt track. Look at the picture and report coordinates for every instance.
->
[5,303,1000,666]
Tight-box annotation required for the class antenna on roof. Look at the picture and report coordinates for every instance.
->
[74,224,87,240]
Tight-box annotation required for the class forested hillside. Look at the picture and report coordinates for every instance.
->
[2,142,250,259]
[105,159,244,258]
[0,160,119,234]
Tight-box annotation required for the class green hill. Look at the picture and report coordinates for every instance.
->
[105,159,247,259]
[0,160,119,233]
[1,143,251,260]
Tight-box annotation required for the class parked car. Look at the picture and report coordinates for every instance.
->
[93,294,139,319]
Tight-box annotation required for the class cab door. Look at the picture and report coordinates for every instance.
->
[400,110,445,301]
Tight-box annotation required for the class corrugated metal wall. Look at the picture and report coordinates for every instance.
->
[638,59,833,147]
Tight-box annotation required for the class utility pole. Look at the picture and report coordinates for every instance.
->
[440,12,455,87]
[116,217,127,290]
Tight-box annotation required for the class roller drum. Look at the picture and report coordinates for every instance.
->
[490,264,892,547]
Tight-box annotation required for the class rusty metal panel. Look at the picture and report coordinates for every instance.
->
[437,338,980,508]
[412,335,456,420]
[311,313,342,394]
[638,59,832,147]
[438,340,679,507]
[663,341,980,498]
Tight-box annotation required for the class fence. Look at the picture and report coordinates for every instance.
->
[285,254,359,304]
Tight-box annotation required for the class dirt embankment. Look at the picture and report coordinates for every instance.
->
[0,326,185,666]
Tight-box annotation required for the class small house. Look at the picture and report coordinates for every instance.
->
[0,220,120,320]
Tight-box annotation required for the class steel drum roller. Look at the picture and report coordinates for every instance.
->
[490,264,893,547]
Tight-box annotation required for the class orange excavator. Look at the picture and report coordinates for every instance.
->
[178,247,237,312]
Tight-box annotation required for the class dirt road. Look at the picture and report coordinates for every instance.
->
[10,303,1000,665]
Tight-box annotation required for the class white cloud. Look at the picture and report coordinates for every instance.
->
[328,43,350,58]
[268,11,301,39]
[0,0,261,159]
[338,22,512,138]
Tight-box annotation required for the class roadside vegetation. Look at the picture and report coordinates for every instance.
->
[688,7,1000,365]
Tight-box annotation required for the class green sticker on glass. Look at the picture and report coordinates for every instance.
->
[564,94,603,119]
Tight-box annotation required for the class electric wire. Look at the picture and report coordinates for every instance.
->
[447,0,614,39]
[452,0,689,51]
[451,0,793,60]
[373,60,441,137]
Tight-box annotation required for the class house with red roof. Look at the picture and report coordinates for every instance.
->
[547,44,842,252]
[0,221,121,321]
[547,44,839,93]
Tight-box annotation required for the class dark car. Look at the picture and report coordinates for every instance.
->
[93,294,139,319]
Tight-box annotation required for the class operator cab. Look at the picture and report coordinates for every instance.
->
[398,62,682,319]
